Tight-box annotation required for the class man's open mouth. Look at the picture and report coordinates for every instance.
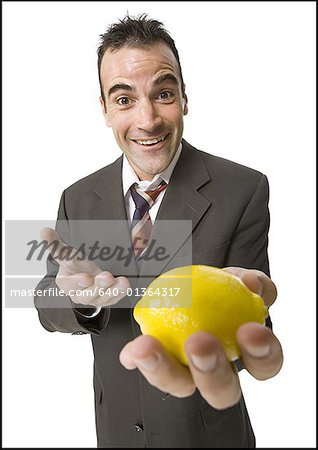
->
[132,135,168,147]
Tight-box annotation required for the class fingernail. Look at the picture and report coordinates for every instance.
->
[135,354,159,372]
[99,280,109,288]
[245,344,270,358]
[190,353,218,372]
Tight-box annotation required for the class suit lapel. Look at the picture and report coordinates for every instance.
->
[93,156,127,221]
[139,140,211,278]
[91,156,139,277]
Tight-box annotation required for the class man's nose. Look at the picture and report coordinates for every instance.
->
[136,100,163,132]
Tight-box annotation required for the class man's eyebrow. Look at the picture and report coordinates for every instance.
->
[153,73,179,87]
[107,83,134,98]
[107,74,178,98]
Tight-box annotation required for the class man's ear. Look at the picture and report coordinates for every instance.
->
[183,93,189,116]
[99,96,112,127]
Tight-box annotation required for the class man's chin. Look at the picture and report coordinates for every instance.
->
[130,159,170,180]
[136,165,165,179]
[126,152,171,174]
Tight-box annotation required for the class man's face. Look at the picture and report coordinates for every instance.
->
[99,42,188,180]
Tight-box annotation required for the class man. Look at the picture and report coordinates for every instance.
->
[35,14,283,448]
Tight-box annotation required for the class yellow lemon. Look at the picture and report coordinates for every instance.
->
[133,265,267,365]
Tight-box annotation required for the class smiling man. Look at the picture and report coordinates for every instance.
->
[99,42,187,180]
[35,14,283,448]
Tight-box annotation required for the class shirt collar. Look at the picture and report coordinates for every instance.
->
[122,142,182,195]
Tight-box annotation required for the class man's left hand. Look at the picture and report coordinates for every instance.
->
[119,268,283,409]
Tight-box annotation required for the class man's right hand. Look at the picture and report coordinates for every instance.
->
[41,227,131,308]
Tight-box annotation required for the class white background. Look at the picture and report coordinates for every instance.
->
[3,1,316,448]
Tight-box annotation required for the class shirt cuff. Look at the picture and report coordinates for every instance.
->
[73,306,102,318]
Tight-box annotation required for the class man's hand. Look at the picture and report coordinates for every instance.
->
[119,267,283,409]
[41,227,130,308]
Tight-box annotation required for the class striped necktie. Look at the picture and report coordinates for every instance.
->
[130,179,167,261]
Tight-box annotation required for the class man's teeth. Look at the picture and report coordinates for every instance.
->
[135,136,166,146]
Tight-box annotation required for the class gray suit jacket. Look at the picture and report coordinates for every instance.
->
[35,140,271,448]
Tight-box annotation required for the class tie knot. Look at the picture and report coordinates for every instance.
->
[145,179,167,201]
[130,180,167,222]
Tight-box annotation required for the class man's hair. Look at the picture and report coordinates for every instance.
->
[97,14,185,103]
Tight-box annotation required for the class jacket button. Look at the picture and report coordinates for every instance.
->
[134,423,143,432]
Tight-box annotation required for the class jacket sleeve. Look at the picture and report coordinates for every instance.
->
[225,174,273,330]
[34,190,110,335]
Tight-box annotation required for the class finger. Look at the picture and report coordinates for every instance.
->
[236,322,283,380]
[56,271,95,295]
[184,331,242,410]
[223,267,277,306]
[119,335,195,398]
[69,271,114,305]
[92,274,130,307]
[71,273,130,307]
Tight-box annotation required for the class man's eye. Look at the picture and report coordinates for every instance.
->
[158,91,173,100]
[117,97,130,106]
